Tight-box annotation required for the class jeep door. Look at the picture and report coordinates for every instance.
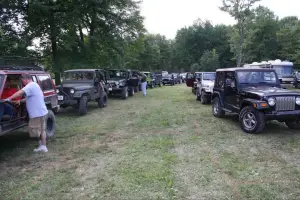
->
[186,73,195,87]
[224,72,239,112]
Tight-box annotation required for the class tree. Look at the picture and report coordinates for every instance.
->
[243,6,279,63]
[220,0,260,67]
[199,49,220,71]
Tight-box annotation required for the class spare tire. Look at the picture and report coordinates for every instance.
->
[45,110,56,138]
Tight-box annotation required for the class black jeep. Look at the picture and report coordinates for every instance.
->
[56,69,108,115]
[106,69,140,99]
[162,74,175,86]
[212,67,300,133]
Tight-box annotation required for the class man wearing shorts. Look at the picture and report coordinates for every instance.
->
[5,74,48,152]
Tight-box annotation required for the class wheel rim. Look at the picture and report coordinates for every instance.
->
[213,101,219,114]
[243,112,257,130]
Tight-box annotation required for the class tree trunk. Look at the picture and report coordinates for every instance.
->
[49,12,61,85]
[237,24,244,67]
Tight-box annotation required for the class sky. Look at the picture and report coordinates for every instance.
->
[140,0,300,39]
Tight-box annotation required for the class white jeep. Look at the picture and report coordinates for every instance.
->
[196,72,216,104]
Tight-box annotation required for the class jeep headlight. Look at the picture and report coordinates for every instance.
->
[268,97,276,106]
[119,81,125,86]
[56,89,59,93]
[70,89,75,94]
[296,97,300,105]
[203,84,209,88]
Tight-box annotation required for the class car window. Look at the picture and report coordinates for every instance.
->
[108,70,127,78]
[38,75,54,91]
[203,73,216,80]
[64,71,95,81]
[215,72,225,88]
[237,71,277,84]
[186,73,194,79]
[225,72,236,88]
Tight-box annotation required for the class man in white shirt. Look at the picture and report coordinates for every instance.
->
[6,74,49,152]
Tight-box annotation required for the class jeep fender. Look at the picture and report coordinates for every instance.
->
[211,92,224,107]
[241,98,269,110]
[73,91,90,99]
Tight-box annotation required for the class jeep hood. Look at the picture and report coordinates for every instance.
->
[202,80,214,87]
[59,83,94,90]
[241,86,300,97]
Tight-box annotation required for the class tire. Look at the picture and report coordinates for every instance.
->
[212,97,225,118]
[121,87,128,100]
[159,82,162,87]
[196,89,201,101]
[45,110,56,138]
[239,106,265,134]
[98,92,108,108]
[285,120,300,130]
[78,95,88,115]
[150,82,154,89]
[200,91,209,104]
[129,87,135,96]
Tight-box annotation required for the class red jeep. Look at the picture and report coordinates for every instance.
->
[0,58,58,137]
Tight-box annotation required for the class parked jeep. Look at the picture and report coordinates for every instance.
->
[212,67,300,133]
[162,74,175,86]
[143,71,162,88]
[0,58,57,137]
[293,71,300,88]
[56,69,108,115]
[106,69,140,99]
[171,73,181,84]
[196,72,216,104]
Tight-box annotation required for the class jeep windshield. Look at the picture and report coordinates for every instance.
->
[237,71,278,86]
[203,73,216,80]
[63,71,95,81]
[107,70,127,79]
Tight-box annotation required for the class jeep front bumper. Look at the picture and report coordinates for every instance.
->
[265,110,300,121]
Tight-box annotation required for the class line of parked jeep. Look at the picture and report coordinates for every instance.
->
[185,68,300,134]
[56,69,186,115]
[0,60,187,139]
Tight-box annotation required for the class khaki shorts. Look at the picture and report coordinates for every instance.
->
[28,116,46,138]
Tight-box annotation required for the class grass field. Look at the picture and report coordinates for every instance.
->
[1,84,300,200]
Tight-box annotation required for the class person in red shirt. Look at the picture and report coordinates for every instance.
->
[0,77,21,121]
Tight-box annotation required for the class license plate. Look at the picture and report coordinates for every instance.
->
[108,88,112,91]
[58,95,64,100]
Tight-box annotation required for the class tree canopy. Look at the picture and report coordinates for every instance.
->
[1,1,300,75]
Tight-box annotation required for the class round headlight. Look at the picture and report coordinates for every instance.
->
[56,89,59,93]
[296,97,300,105]
[119,81,125,86]
[70,89,75,94]
[268,97,276,106]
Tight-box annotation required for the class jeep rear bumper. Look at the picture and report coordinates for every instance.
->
[265,110,300,121]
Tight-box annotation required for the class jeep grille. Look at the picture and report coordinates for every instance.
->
[276,97,295,111]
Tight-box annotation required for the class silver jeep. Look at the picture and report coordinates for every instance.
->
[196,72,216,104]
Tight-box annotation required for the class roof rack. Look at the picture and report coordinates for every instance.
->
[0,56,44,71]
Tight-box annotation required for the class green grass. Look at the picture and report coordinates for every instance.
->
[1,84,300,199]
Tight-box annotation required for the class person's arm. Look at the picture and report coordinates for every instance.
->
[6,90,25,101]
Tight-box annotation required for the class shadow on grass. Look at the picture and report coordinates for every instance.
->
[0,130,35,161]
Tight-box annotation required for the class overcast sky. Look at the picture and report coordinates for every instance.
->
[140,0,300,39]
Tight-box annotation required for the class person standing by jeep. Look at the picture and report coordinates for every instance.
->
[5,74,49,153]
[141,73,147,96]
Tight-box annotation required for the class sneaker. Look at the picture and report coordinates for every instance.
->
[33,145,48,153]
